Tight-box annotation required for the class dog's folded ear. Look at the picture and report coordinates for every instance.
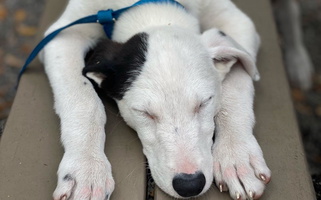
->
[201,28,260,81]
[83,33,148,100]
[83,38,121,88]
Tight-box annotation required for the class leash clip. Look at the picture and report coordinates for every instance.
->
[97,9,115,25]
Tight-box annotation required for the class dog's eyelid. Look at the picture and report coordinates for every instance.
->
[201,95,214,105]
[207,95,214,101]
[195,95,214,113]
[132,107,148,112]
[132,108,157,120]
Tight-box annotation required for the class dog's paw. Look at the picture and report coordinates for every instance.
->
[53,152,115,200]
[212,135,271,200]
[285,46,314,90]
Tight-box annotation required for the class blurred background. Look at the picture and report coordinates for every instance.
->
[0,0,320,198]
[0,0,45,128]
[273,1,321,198]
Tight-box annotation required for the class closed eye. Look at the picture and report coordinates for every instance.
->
[195,96,214,113]
[133,108,158,121]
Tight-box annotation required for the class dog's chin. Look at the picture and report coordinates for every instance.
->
[148,167,180,198]
[153,179,185,199]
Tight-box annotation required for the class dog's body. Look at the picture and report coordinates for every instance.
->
[43,0,271,199]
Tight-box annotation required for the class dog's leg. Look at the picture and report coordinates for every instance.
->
[213,67,271,200]
[199,1,271,199]
[273,0,314,90]
[42,1,115,200]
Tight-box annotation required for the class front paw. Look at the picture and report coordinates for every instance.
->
[53,152,115,200]
[285,46,313,90]
[212,136,271,200]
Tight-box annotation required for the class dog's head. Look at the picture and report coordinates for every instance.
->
[83,27,258,198]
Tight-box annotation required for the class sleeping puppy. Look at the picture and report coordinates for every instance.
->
[43,0,271,199]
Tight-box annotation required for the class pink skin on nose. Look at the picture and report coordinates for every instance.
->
[178,162,197,174]
[175,144,198,174]
[176,155,198,174]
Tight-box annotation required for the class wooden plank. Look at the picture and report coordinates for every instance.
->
[155,0,316,199]
[155,185,230,200]
[0,0,315,199]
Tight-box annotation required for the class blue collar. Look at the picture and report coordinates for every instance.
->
[18,0,184,82]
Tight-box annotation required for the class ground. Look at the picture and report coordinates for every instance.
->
[0,0,320,199]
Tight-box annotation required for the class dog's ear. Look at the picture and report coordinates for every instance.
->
[83,33,148,99]
[201,28,260,81]
[83,39,122,87]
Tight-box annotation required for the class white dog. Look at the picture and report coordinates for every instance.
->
[42,0,271,199]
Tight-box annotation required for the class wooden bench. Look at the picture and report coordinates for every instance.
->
[0,0,316,199]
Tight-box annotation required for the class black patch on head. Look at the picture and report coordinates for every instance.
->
[83,33,149,100]
[218,30,226,36]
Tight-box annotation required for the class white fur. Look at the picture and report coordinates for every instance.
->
[43,0,271,199]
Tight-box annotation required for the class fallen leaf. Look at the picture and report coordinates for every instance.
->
[316,106,321,117]
[313,74,321,92]
[0,87,9,97]
[292,88,306,102]
[0,5,7,21]
[20,43,33,54]
[295,103,313,115]
[4,54,24,68]
[14,9,27,22]
[0,66,3,75]
[16,24,37,36]
[0,49,4,75]
[0,101,12,114]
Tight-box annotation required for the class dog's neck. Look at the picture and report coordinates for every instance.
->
[112,3,200,42]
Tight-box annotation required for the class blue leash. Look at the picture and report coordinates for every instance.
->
[17,0,184,83]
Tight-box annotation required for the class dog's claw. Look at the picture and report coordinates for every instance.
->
[260,174,266,182]
[249,191,254,200]
[236,192,241,200]
[60,195,67,200]
[219,183,223,193]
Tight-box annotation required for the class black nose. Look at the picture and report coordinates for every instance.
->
[172,171,206,197]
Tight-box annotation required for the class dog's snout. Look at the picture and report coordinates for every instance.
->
[172,171,206,197]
